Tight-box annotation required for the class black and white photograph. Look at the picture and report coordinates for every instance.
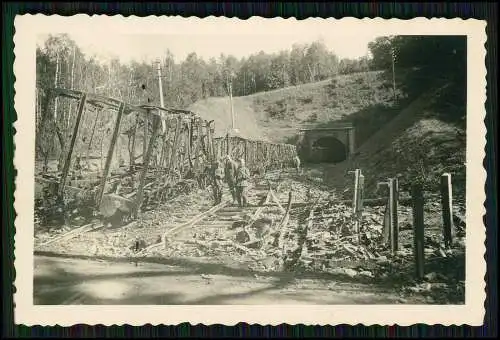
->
[13,15,486,326]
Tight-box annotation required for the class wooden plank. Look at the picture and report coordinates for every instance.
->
[268,189,286,213]
[38,223,97,247]
[300,205,316,259]
[58,93,87,196]
[277,191,293,250]
[163,199,229,240]
[96,102,126,206]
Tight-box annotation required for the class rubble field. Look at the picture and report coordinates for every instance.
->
[34,167,466,304]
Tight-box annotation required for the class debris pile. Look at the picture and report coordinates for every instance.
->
[289,202,388,274]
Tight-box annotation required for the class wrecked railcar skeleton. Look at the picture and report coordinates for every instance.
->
[35,87,299,225]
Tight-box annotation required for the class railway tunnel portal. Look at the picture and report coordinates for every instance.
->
[297,124,356,164]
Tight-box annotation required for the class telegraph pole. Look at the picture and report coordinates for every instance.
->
[155,59,167,133]
[228,71,236,132]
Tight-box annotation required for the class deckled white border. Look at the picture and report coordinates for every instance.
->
[13,15,487,326]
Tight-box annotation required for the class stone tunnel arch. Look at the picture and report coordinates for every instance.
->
[310,136,348,163]
[298,125,355,164]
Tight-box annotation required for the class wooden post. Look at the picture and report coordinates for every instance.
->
[58,93,87,197]
[133,115,161,218]
[348,169,361,214]
[412,184,425,280]
[441,173,454,248]
[348,169,362,242]
[96,102,125,207]
[355,173,365,244]
[383,178,397,254]
[377,180,391,246]
[390,177,399,252]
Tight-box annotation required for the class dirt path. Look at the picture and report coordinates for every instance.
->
[34,254,425,305]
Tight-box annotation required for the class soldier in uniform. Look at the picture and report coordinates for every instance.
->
[235,158,251,208]
[224,155,238,204]
[212,160,224,205]
[293,155,302,174]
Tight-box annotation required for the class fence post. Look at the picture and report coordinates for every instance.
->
[411,184,425,280]
[391,177,399,252]
[440,173,454,248]
[348,169,361,242]
[377,178,398,253]
[355,173,365,243]
[348,169,361,214]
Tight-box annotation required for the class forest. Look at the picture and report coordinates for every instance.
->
[35,34,466,163]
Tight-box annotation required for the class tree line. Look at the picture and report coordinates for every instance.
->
[35,34,466,163]
[36,35,372,110]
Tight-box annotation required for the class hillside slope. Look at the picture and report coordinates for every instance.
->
[189,96,268,141]
[324,82,466,196]
[189,71,400,144]
[188,71,466,197]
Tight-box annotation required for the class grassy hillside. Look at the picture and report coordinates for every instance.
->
[188,70,466,197]
[324,82,466,197]
[189,71,403,145]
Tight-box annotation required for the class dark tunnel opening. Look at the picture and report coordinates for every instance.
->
[310,137,347,163]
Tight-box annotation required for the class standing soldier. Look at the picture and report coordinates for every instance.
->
[293,155,301,174]
[212,160,224,205]
[235,158,251,208]
[224,155,238,205]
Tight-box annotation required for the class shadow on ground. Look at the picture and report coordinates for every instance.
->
[33,251,407,305]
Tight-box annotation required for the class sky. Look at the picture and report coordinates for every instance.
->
[36,17,383,65]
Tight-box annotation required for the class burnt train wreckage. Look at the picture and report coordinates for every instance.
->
[35,88,298,226]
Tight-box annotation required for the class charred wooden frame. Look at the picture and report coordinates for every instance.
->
[213,136,298,171]
[37,88,213,218]
[36,88,298,223]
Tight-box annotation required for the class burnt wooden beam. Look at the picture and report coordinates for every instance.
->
[133,115,161,218]
[168,118,182,173]
[58,93,87,197]
[143,112,149,162]
[96,102,125,207]
[187,118,193,169]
